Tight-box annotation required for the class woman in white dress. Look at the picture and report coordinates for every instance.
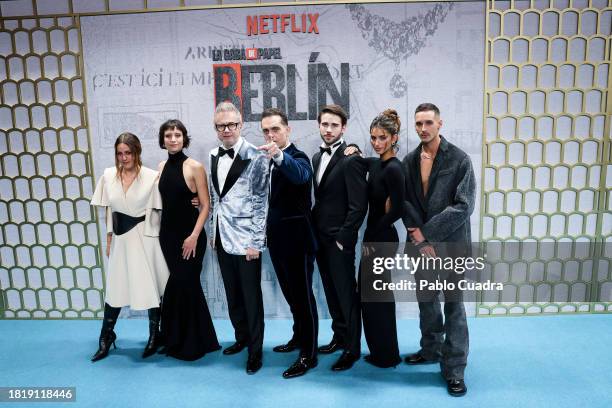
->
[90,133,170,362]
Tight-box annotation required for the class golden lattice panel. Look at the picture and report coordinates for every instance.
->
[480,0,611,315]
[0,16,104,318]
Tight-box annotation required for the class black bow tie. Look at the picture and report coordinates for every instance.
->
[219,147,235,158]
[320,146,332,155]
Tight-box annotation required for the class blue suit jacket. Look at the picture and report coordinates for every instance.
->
[267,143,317,254]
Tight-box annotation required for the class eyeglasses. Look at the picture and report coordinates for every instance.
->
[215,122,239,132]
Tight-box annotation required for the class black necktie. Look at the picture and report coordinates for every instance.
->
[320,146,332,155]
[219,147,235,158]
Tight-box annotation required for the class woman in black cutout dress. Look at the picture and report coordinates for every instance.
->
[360,109,406,368]
[157,119,221,361]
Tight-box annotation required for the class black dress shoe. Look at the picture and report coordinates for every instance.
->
[223,342,247,355]
[318,338,344,354]
[246,353,263,375]
[331,351,359,371]
[282,356,318,378]
[447,379,467,397]
[273,340,298,353]
[404,353,438,365]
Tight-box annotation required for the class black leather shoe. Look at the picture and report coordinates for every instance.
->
[404,353,438,365]
[282,356,318,378]
[91,304,120,363]
[91,330,117,362]
[447,379,467,397]
[318,338,344,354]
[331,351,359,371]
[223,342,247,355]
[142,307,162,359]
[246,353,263,375]
[273,339,298,353]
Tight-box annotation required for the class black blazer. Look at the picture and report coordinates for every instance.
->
[267,143,317,254]
[311,142,368,249]
[402,136,476,246]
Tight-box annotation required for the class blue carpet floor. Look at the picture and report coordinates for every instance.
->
[1,315,611,408]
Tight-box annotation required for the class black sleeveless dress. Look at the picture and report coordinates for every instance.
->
[159,150,221,361]
[360,157,405,367]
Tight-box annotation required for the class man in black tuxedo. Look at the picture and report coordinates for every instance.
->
[311,104,368,371]
[258,108,319,379]
[402,103,475,397]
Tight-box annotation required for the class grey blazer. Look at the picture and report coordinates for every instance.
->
[209,139,270,255]
[402,136,476,245]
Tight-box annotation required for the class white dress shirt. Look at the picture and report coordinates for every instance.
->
[218,137,244,192]
[316,139,343,184]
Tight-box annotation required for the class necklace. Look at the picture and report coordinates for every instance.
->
[420,151,434,160]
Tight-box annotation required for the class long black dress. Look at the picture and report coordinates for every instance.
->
[360,156,405,367]
[159,150,221,361]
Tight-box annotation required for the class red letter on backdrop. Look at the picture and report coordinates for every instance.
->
[247,16,258,36]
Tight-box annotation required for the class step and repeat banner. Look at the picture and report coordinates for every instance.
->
[80,2,484,318]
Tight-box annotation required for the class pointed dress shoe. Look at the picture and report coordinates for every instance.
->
[404,353,439,365]
[282,356,318,378]
[246,353,263,375]
[318,338,344,354]
[331,351,359,371]
[142,311,162,359]
[447,379,467,397]
[273,339,298,353]
[91,330,117,362]
[223,342,247,355]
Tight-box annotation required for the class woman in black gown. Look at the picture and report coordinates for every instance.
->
[361,109,406,368]
[157,119,221,361]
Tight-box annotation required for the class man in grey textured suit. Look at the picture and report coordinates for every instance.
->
[209,101,269,374]
[402,103,476,397]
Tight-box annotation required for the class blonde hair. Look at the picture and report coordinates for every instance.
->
[214,101,242,123]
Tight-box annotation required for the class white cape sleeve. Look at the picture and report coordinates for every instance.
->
[144,175,163,237]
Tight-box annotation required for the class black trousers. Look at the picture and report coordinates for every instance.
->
[216,232,264,356]
[268,239,318,359]
[316,238,361,354]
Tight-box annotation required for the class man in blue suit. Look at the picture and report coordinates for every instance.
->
[259,108,318,378]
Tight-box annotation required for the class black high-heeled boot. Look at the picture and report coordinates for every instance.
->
[142,307,161,358]
[91,304,120,362]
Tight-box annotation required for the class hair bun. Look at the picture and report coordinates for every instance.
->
[382,109,398,118]
[382,109,401,130]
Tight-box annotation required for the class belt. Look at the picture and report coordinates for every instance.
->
[112,212,145,235]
